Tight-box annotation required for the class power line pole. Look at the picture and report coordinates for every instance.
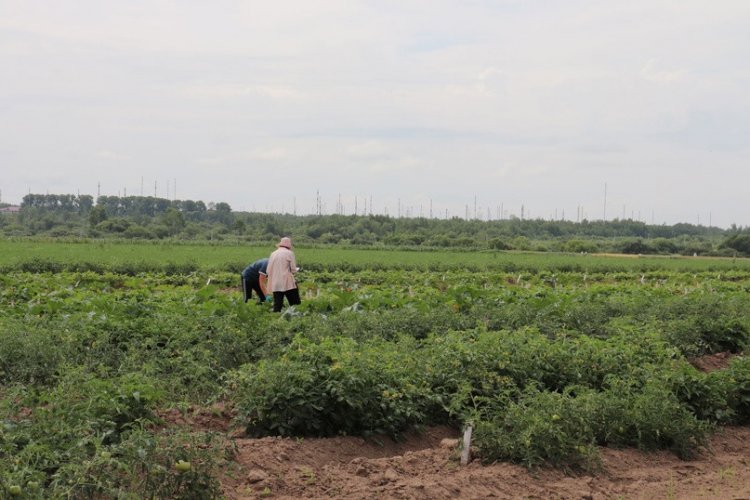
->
[603,182,607,221]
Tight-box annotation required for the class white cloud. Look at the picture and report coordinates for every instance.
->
[94,149,125,161]
[177,84,303,101]
[195,157,225,166]
[640,59,687,84]
[245,147,290,162]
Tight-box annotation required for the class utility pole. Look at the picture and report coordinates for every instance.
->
[603,182,607,221]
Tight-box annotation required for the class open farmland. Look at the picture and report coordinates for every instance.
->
[1,240,750,498]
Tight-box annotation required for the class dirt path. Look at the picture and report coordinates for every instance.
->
[218,425,750,499]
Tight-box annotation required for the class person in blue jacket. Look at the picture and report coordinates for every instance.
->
[241,258,269,304]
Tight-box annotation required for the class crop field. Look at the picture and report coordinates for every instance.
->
[1,240,750,497]
[2,239,750,273]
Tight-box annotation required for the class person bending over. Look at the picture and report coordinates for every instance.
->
[241,257,268,304]
[266,237,300,312]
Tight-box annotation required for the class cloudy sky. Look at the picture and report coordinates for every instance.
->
[2,1,749,227]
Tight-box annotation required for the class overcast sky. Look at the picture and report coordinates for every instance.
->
[1,1,749,227]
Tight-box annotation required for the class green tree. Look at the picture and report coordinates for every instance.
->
[89,206,108,227]
[719,234,750,256]
[162,208,186,236]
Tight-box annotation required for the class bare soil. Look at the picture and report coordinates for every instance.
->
[217,425,750,500]
[689,351,738,373]
[162,405,750,500]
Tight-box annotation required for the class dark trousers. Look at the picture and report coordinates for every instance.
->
[242,276,266,304]
[272,288,301,312]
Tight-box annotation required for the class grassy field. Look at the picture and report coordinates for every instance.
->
[1,238,749,272]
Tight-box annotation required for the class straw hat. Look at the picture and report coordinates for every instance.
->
[277,237,293,249]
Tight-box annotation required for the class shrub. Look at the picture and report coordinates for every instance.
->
[0,324,67,385]
[472,386,601,471]
[48,429,226,499]
[229,336,435,438]
[717,356,750,423]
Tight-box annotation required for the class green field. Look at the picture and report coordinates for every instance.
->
[1,238,749,497]
[2,238,749,272]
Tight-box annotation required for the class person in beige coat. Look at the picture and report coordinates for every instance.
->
[266,236,301,312]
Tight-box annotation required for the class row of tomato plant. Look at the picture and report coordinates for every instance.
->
[1,265,749,496]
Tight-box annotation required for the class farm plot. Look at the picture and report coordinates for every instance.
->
[1,252,749,498]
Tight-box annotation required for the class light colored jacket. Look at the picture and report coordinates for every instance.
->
[266,247,298,292]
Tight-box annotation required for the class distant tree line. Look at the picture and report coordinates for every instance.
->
[1,193,749,257]
[19,193,94,213]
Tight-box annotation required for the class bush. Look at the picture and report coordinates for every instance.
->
[608,378,709,458]
[473,386,601,471]
[718,356,750,423]
[0,324,67,385]
[229,336,435,438]
[47,429,226,499]
[473,378,710,469]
